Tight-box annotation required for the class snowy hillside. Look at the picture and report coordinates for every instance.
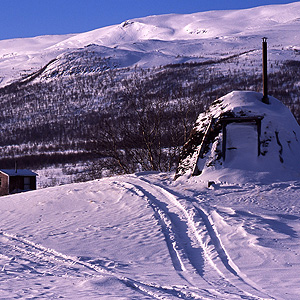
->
[1,2,300,86]
[0,2,300,184]
[1,172,300,299]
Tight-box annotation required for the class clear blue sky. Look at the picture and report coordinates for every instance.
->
[0,0,297,40]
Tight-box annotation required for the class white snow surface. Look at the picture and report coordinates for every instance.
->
[1,171,300,299]
[1,2,300,86]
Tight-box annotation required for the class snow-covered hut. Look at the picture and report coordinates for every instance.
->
[175,91,300,183]
[0,169,37,196]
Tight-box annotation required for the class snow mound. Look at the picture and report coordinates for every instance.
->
[176,91,300,183]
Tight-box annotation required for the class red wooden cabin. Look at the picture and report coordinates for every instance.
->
[0,169,37,196]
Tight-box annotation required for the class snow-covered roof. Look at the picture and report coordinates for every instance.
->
[0,169,38,177]
[175,91,300,183]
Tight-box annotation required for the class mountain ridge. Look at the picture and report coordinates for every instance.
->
[1,2,300,87]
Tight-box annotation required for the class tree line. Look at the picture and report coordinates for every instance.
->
[0,58,299,180]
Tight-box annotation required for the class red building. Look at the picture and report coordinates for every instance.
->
[0,169,37,196]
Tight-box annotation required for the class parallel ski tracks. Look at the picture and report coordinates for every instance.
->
[0,175,274,299]
[117,175,274,300]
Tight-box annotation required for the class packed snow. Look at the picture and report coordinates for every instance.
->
[1,2,300,86]
[0,171,300,299]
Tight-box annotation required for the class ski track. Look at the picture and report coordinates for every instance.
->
[0,227,215,299]
[0,175,277,299]
[116,175,274,300]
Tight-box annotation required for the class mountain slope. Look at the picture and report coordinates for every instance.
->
[1,172,300,299]
[0,2,300,185]
[1,2,300,86]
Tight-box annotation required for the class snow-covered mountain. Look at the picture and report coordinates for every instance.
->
[1,2,300,86]
[1,172,300,299]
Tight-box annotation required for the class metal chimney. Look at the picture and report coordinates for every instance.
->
[262,37,269,104]
[15,160,17,173]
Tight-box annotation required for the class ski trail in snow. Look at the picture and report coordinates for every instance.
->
[114,181,206,279]
[112,181,235,299]
[113,181,205,287]
[0,230,215,300]
[139,189,190,275]
[123,175,274,300]
[192,204,242,276]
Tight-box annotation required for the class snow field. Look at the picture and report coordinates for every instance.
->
[1,171,300,298]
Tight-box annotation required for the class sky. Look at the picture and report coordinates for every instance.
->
[0,0,297,40]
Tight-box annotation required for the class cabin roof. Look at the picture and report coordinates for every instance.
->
[0,169,38,177]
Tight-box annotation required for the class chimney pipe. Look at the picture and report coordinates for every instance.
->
[262,37,269,104]
[15,161,17,173]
